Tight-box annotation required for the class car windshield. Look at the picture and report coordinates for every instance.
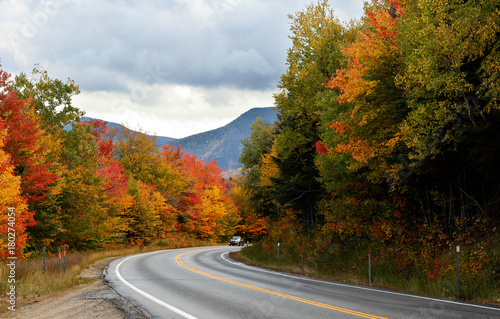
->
[231,237,240,240]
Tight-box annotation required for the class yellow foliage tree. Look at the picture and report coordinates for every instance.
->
[0,124,28,259]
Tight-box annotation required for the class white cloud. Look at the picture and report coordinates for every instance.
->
[0,0,365,138]
[73,83,275,138]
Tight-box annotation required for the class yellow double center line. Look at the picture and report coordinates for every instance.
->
[175,249,387,319]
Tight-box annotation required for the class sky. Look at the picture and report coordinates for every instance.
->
[0,0,365,138]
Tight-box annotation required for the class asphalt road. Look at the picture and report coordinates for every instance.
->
[105,246,500,319]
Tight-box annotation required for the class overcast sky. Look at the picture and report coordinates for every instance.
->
[0,0,365,138]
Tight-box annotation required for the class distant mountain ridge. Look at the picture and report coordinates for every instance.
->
[78,107,277,172]
[71,117,178,145]
[167,107,277,171]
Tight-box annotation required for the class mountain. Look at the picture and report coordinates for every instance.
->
[97,119,177,144]
[166,107,277,171]
[66,117,177,144]
[69,107,278,172]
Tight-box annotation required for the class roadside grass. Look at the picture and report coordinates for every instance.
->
[232,241,500,306]
[0,235,217,314]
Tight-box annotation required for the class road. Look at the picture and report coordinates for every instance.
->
[105,246,500,319]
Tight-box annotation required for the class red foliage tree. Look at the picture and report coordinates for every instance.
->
[87,120,130,201]
[1,65,59,257]
[0,66,58,208]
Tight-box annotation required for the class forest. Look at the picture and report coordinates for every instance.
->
[238,0,499,300]
[0,63,268,257]
[1,0,499,301]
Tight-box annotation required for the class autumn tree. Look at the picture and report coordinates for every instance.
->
[126,178,170,244]
[114,128,239,242]
[314,0,407,243]
[0,121,29,259]
[114,130,185,237]
[0,67,58,207]
[271,0,346,230]
[3,64,85,250]
[0,65,60,253]
[394,0,500,227]
[236,0,499,293]
[318,0,500,243]
[177,152,239,241]
[325,0,405,180]
[52,121,133,249]
[194,186,239,240]
[239,118,277,217]
[114,128,163,184]
[239,118,275,184]
[90,120,134,242]
[9,64,83,132]
[228,178,267,241]
[398,0,499,161]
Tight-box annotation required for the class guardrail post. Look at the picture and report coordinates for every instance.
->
[456,246,460,299]
[301,249,304,269]
[63,245,67,273]
[58,246,62,273]
[43,246,46,275]
[277,243,280,266]
[368,245,372,286]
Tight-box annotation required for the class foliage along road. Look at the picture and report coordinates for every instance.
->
[105,246,500,319]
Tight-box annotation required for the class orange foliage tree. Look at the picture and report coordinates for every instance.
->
[176,152,239,241]
[0,65,57,257]
[313,0,406,246]
[227,179,266,241]
[0,121,29,259]
[324,0,405,180]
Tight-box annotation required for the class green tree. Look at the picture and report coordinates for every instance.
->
[395,0,500,227]
[239,118,277,216]
[271,0,346,230]
[239,118,275,177]
[114,128,161,183]
[9,64,83,132]
[56,122,131,249]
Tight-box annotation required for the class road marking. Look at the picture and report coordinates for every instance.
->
[176,249,388,319]
[115,252,198,319]
[221,252,500,313]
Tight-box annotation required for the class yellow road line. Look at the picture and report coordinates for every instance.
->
[175,249,388,319]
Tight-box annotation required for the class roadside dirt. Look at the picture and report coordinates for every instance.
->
[6,258,150,319]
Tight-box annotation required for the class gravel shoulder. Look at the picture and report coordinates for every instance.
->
[6,257,150,319]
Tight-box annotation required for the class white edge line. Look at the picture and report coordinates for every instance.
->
[115,252,198,319]
[221,252,500,312]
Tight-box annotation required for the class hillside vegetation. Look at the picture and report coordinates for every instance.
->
[1,0,499,305]
[78,107,277,173]
[237,0,500,302]
[0,65,253,257]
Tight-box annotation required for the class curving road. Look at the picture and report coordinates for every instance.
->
[105,246,500,319]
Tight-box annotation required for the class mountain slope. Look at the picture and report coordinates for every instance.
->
[167,107,277,171]
[67,117,177,144]
[69,107,277,172]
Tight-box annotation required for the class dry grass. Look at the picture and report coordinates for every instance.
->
[230,250,366,285]
[233,242,500,305]
[0,237,216,314]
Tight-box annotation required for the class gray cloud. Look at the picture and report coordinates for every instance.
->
[0,0,364,138]
[1,0,316,89]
